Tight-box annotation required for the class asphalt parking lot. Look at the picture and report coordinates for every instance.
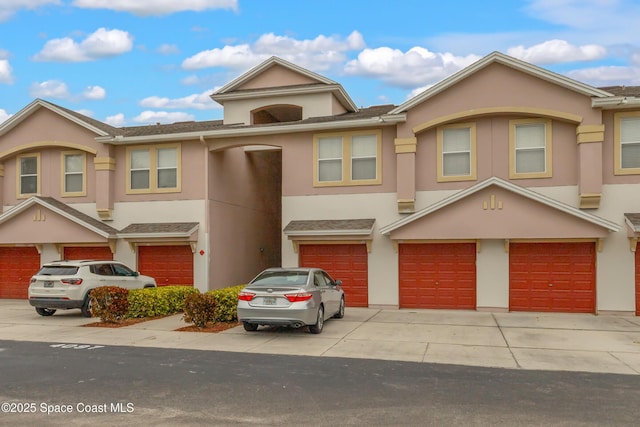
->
[1,300,639,374]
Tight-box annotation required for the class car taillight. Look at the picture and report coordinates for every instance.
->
[29,278,36,285]
[238,291,256,301]
[284,292,313,302]
[61,278,83,285]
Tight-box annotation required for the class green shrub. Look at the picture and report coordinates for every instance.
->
[207,284,245,322]
[90,286,130,323]
[127,285,198,318]
[182,292,216,328]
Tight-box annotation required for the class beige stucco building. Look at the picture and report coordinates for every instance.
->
[1,52,639,316]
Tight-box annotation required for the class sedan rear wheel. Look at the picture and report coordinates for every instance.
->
[243,322,258,332]
[35,307,56,316]
[309,305,324,334]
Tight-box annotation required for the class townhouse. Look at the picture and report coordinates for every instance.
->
[1,51,639,315]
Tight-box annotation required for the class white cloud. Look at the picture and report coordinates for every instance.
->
[75,109,94,117]
[345,47,480,88]
[0,0,59,22]
[105,113,126,127]
[0,59,14,84]
[72,0,237,16]
[567,65,640,86]
[182,30,365,71]
[82,85,106,100]
[0,108,12,123]
[29,80,70,99]
[507,39,607,64]
[133,110,196,124]
[157,44,179,55]
[406,84,434,100]
[139,88,221,111]
[29,80,108,101]
[527,0,640,31]
[33,28,133,62]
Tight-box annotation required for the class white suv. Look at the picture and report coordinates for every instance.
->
[28,260,156,317]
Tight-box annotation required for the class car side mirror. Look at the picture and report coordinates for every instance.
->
[334,279,342,286]
[134,272,140,277]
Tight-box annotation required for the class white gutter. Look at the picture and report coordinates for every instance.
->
[96,114,407,144]
[592,96,640,109]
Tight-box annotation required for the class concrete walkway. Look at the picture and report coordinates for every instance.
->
[1,300,640,375]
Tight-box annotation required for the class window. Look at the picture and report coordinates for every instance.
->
[17,153,40,197]
[313,130,382,186]
[509,119,552,179]
[126,144,180,193]
[437,123,476,182]
[614,112,640,175]
[62,152,86,196]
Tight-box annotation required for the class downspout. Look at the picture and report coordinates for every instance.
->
[200,135,210,292]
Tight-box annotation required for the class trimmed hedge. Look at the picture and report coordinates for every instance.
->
[207,284,245,322]
[127,285,199,318]
[90,286,130,323]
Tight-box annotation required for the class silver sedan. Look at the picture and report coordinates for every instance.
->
[237,267,345,334]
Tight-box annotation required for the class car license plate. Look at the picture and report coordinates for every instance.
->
[44,281,54,288]
[263,296,276,305]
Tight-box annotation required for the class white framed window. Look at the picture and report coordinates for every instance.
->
[313,130,381,187]
[317,136,343,182]
[437,123,476,182]
[509,119,552,179]
[126,144,180,193]
[62,152,86,196]
[351,134,378,181]
[614,112,640,174]
[17,153,40,197]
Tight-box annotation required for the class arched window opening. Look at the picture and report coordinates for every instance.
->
[252,105,302,124]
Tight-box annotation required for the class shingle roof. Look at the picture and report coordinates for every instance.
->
[34,196,119,235]
[598,86,640,97]
[119,222,199,234]
[42,100,395,138]
[284,219,375,235]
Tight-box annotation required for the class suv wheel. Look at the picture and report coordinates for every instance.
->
[35,307,56,316]
[80,293,93,318]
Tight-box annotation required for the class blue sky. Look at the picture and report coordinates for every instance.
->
[0,0,639,126]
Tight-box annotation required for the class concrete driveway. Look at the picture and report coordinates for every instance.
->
[1,300,640,375]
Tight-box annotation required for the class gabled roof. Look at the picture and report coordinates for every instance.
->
[211,56,359,113]
[0,196,119,238]
[380,177,620,235]
[214,56,338,94]
[0,99,121,137]
[389,51,614,115]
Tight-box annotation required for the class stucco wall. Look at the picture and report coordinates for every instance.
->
[283,183,637,313]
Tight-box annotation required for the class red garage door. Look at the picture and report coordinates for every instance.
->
[399,243,476,309]
[299,244,368,307]
[138,245,193,287]
[0,247,40,299]
[64,246,113,261]
[635,245,640,316]
[510,242,596,313]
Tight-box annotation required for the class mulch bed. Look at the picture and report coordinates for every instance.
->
[175,322,240,333]
[83,317,158,328]
[84,316,240,333]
